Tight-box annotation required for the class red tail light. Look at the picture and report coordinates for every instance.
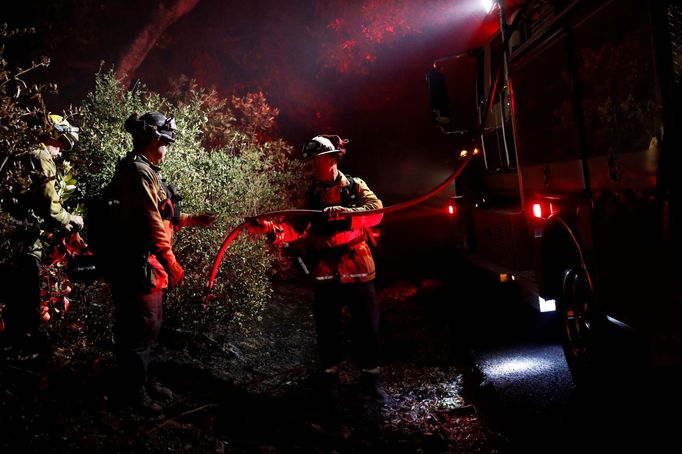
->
[445,196,461,217]
[531,199,560,220]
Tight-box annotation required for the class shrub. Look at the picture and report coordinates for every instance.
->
[76,71,305,334]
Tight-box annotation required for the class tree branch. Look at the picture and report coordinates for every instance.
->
[115,0,201,85]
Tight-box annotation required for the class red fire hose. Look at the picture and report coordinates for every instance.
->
[203,152,474,302]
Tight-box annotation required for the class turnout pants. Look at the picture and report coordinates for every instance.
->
[111,284,163,395]
[3,253,42,337]
[313,280,379,371]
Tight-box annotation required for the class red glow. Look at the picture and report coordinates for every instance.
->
[532,200,560,219]
[448,204,456,215]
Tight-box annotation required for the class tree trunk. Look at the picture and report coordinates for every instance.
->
[116,0,201,85]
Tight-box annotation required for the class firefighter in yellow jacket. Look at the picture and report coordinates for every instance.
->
[3,114,83,349]
[249,135,388,403]
[107,111,214,412]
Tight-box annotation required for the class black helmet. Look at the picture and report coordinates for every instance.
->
[301,135,348,160]
[125,111,177,144]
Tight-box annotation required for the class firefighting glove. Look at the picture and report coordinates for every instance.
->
[168,260,185,288]
[246,218,274,235]
[324,205,348,221]
[188,211,217,228]
[65,213,84,232]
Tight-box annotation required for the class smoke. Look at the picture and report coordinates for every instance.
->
[5,0,497,196]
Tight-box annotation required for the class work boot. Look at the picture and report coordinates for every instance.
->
[146,380,173,403]
[132,388,163,414]
[24,328,49,352]
[316,371,341,421]
[319,371,340,402]
[359,372,389,404]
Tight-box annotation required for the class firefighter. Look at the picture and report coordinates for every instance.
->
[106,111,215,413]
[2,114,83,351]
[248,135,388,403]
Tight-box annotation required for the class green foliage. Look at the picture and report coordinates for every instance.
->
[76,73,166,195]
[77,71,306,333]
[0,26,86,327]
[1,30,306,336]
[60,160,78,204]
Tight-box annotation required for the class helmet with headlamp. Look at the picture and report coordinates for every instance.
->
[124,111,177,144]
[48,114,79,150]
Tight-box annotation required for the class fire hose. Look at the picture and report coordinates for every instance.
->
[203,151,475,302]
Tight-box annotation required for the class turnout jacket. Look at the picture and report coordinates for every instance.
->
[271,172,383,283]
[28,145,71,227]
[18,145,72,259]
[109,152,177,289]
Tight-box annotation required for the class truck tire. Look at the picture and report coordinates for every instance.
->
[541,216,611,388]
[558,265,608,388]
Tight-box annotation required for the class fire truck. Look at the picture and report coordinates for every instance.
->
[428,0,682,384]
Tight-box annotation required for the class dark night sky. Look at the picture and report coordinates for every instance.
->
[3,0,502,198]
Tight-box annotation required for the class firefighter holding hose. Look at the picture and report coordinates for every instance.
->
[248,135,388,404]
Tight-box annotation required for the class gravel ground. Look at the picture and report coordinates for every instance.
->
[0,272,509,453]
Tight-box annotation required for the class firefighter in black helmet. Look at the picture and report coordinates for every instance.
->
[248,134,389,404]
[105,111,215,413]
[2,114,83,352]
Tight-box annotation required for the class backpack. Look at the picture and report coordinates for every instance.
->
[83,153,140,274]
[64,188,117,283]
[82,184,118,276]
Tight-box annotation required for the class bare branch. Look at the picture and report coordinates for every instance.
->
[115,0,201,85]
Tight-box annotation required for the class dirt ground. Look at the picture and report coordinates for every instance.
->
[0,271,510,453]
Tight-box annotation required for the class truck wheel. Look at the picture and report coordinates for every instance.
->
[558,266,606,387]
